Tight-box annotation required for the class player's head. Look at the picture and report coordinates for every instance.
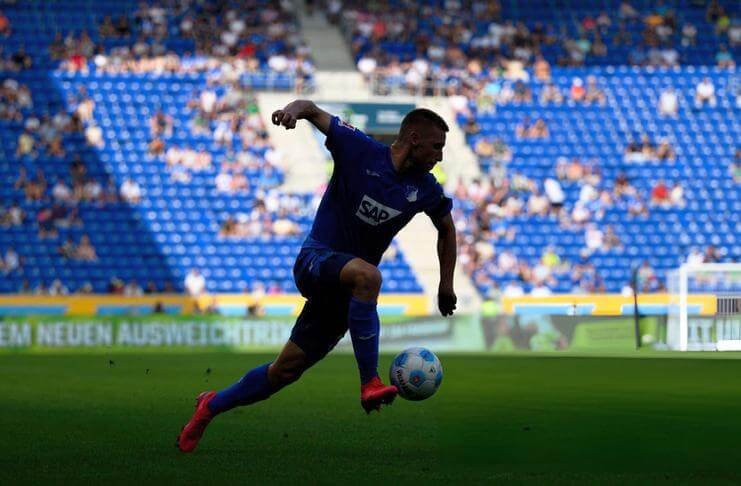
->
[397,108,448,174]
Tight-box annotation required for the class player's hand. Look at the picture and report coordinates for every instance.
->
[271,109,298,130]
[438,289,457,317]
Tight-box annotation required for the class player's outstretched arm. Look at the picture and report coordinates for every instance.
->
[271,100,332,135]
[432,213,457,316]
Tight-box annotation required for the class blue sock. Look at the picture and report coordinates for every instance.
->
[348,297,380,385]
[208,362,274,415]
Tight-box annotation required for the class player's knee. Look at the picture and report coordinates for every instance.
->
[353,266,382,297]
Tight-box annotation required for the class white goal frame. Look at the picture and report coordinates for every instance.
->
[667,263,741,351]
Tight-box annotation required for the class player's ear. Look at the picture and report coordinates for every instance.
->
[409,129,420,147]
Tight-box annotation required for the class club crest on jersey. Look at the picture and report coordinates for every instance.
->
[404,185,418,202]
[356,195,402,226]
[339,119,356,131]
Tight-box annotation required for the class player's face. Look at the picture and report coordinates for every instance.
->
[410,126,446,173]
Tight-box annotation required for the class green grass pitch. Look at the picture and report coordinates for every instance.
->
[3,352,741,484]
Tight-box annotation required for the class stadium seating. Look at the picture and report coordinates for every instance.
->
[343,0,740,67]
[0,1,423,294]
[457,66,738,295]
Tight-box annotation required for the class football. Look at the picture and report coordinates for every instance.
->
[389,347,443,401]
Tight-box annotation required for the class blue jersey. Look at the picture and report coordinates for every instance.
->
[304,116,453,266]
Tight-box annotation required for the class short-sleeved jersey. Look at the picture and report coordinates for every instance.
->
[304,116,453,266]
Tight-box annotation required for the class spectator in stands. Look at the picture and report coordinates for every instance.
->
[143,281,158,294]
[527,188,550,216]
[33,282,50,296]
[618,1,639,21]
[502,281,525,297]
[640,134,656,160]
[18,279,32,294]
[84,123,104,147]
[74,234,97,261]
[533,55,551,81]
[669,182,684,207]
[52,178,73,204]
[650,179,670,206]
[272,213,301,237]
[694,77,716,108]
[637,259,657,292]
[120,178,142,203]
[58,238,75,260]
[540,82,564,104]
[687,247,705,265]
[19,168,46,201]
[462,117,481,136]
[541,246,561,269]
[36,206,57,239]
[148,136,165,156]
[521,118,549,139]
[76,282,94,294]
[108,278,125,295]
[729,23,741,48]
[219,216,238,237]
[15,129,36,158]
[214,165,234,193]
[1,247,21,274]
[656,138,676,161]
[513,80,532,103]
[715,44,735,68]
[0,202,24,227]
[732,149,741,183]
[603,226,623,250]
[149,110,174,138]
[0,10,10,37]
[124,280,143,296]
[626,194,648,217]
[544,177,565,216]
[571,202,591,226]
[583,76,606,105]
[681,22,697,46]
[570,78,586,102]
[704,245,722,263]
[82,177,102,203]
[185,268,206,296]
[658,87,679,117]
[49,279,69,296]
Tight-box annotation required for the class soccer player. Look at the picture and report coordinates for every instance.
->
[177,100,458,452]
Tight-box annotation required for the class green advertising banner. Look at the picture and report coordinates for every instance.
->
[481,314,662,352]
[0,315,484,353]
[318,102,416,134]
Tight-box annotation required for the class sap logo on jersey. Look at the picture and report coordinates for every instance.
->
[356,195,401,226]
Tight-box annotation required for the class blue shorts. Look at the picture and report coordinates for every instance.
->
[290,244,355,362]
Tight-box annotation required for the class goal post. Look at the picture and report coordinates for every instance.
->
[667,263,741,351]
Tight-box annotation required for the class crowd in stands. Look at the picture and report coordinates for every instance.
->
[219,190,316,239]
[452,139,693,295]
[344,0,738,95]
[51,0,315,91]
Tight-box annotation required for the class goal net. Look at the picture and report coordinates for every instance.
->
[667,263,741,351]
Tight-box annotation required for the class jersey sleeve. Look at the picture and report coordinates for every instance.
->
[324,116,379,169]
[422,177,453,221]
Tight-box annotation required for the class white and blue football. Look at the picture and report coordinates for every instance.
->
[389,347,443,401]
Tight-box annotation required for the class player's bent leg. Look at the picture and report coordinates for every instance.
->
[339,258,398,411]
[177,341,311,453]
[267,340,312,390]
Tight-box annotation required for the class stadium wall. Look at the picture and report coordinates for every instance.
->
[502,294,717,316]
[0,294,715,318]
[0,294,429,317]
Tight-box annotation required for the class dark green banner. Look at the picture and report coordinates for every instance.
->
[0,314,482,353]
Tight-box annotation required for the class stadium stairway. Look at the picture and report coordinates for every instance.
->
[297,0,356,71]
[257,92,328,193]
